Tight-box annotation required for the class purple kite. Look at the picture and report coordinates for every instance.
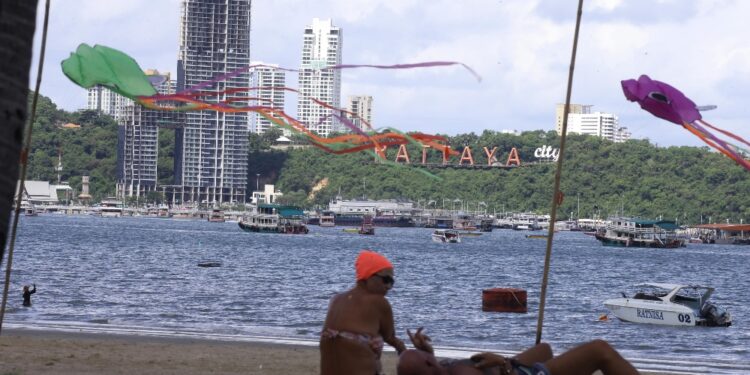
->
[622,74,750,171]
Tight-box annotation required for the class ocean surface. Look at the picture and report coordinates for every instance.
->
[4,215,750,372]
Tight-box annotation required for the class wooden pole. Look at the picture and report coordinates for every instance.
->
[535,0,584,345]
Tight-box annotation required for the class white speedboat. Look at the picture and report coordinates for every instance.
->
[432,229,461,243]
[604,283,731,327]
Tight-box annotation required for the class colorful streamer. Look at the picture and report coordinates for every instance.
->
[61,43,470,164]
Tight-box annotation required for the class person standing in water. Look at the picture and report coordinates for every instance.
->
[22,284,36,307]
[320,250,407,375]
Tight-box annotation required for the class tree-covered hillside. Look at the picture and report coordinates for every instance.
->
[266,130,750,224]
[26,93,750,224]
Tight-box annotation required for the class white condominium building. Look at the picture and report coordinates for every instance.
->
[86,85,131,120]
[176,0,252,204]
[555,103,630,143]
[347,95,373,131]
[249,62,287,135]
[297,18,343,137]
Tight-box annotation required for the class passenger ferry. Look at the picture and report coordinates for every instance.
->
[98,198,124,218]
[238,204,308,234]
[595,218,685,248]
[319,210,335,227]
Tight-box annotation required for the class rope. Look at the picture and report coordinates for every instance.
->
[535,0,584,345]
[0,0,51,335]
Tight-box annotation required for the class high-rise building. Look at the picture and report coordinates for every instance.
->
[297,18,343,137]
[555,103,630,143]
[176,0,252,204]
[116,71,181,199]
[249,62,286,135]
[86,85,130,119]
[347,95,373,131]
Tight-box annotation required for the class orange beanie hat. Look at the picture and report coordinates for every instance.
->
[355,250,393,281]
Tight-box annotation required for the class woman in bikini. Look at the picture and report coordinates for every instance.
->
[320,250,407,375]
[398,328,639,375]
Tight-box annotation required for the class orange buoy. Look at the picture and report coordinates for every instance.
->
[482,288,527,313]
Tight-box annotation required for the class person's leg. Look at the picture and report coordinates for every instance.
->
[543,339,639,375]
[513,343,553,366]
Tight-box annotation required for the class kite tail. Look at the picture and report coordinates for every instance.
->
[683,121,750,171]
[697,119,750,150]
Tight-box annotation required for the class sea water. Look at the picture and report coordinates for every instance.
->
[4,215,749,371]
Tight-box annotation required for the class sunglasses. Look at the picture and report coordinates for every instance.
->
[375,274,395,285]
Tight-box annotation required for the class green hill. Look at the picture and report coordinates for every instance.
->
[26,93,750,223]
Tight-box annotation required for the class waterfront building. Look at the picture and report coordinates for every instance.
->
[555,103,630,143]
[297,18,343,137]
[250,184,284,205]
[249,62,287,135]
[347,95,373,131]
[116,71,181,200]
[175,0,252,204]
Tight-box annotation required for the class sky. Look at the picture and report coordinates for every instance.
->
[31,0,750,147]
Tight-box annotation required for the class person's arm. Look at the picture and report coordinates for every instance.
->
[31,284,36,294]
[407,327,434,354]
[379,298,406,354]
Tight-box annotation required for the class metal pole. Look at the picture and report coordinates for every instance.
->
[535,0,584,345]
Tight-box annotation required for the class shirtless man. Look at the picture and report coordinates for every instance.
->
[398,328,639,375]
[320,250,407,375]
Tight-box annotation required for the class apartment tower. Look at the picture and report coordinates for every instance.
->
[249,62,286,135]
[347,95,373,131]
[176,0,251,204]
[297,18,343,137]
[115,71,181,200]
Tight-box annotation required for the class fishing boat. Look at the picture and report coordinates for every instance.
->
[238,204,308,234]
[432,229,461,243]
[604,283,731,327]
[358,214,375,235]
[319,210,335,227]
[594,218,685,248]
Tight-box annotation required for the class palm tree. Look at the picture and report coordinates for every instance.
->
[0,0,39,266]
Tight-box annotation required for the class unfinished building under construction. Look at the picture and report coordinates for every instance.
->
[174,0,252,205]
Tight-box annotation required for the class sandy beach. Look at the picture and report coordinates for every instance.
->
[0,329,398,375]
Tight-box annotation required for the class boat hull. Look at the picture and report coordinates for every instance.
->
[238,221,308,234]
[604,299,696,326]
[595,234,683,248]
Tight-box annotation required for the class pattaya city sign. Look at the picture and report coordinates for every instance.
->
[377,144,560,166]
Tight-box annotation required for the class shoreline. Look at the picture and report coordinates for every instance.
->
[0,327,719,374]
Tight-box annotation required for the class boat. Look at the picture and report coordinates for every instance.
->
[431,229,461,243]
[594,218,685,248]
[21,200,38,216]
[319,210,335,227]
[99,197,124,218]
[358,214,375,235]
[238,204,308,234]
[604,283,731,327]
[526,234,548,239]
[208,208,225,223]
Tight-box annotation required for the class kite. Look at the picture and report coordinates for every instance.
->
[622,75,750,171]
[61,43,476,162]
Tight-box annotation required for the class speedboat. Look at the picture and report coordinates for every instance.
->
[604,283,731,327]
[432,229,461,243]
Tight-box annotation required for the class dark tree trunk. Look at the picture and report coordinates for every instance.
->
[0,1,38,265]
